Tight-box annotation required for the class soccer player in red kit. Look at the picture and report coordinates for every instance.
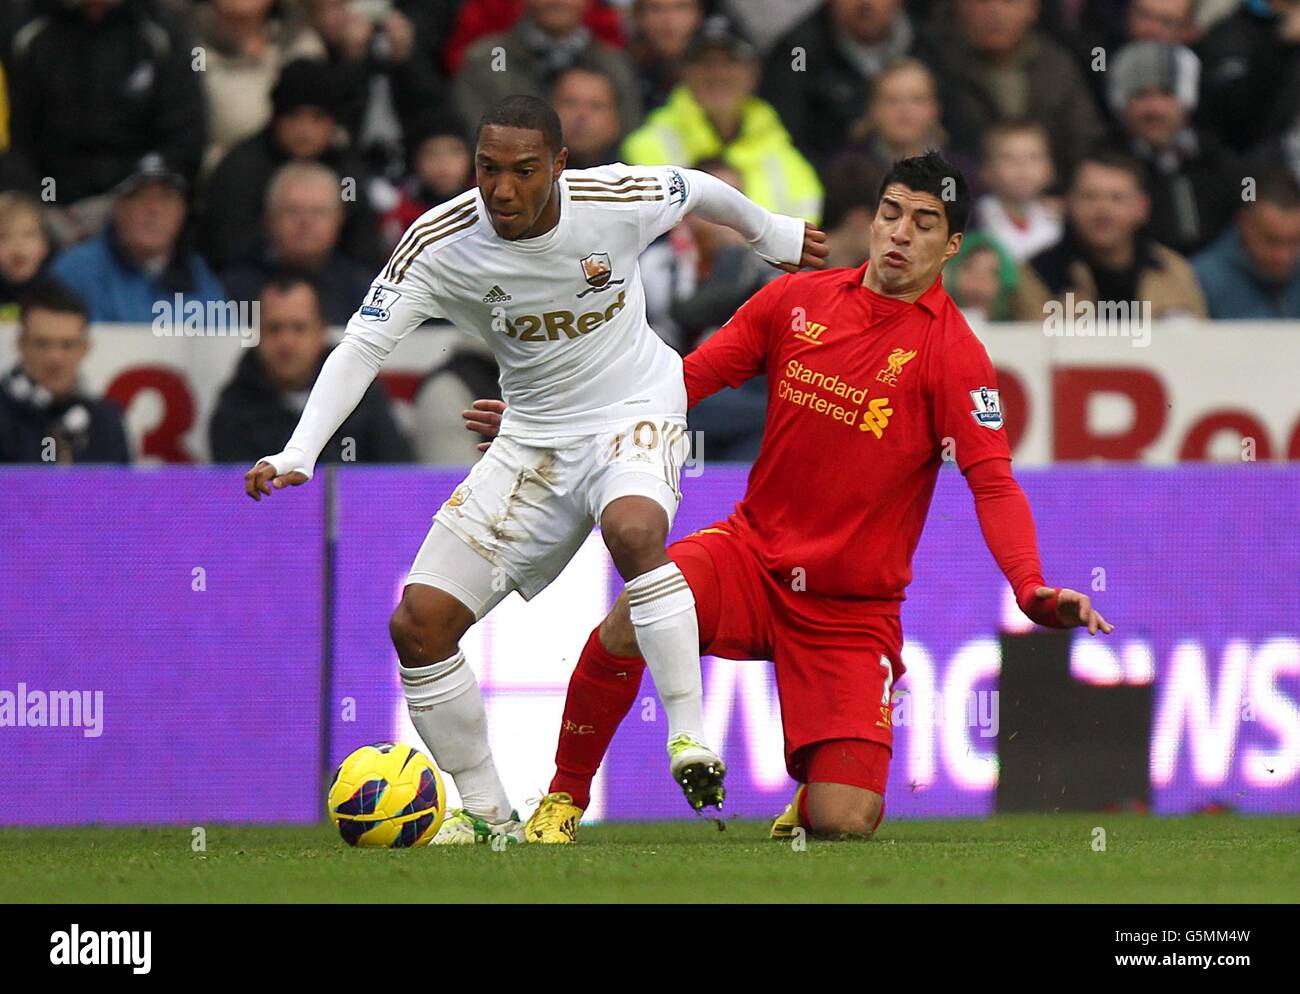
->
[467,151,1113,841]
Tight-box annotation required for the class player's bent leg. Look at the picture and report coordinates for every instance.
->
[527,594,645,843]
[600,496,724,810]
[773,738,890,840]
[389,583,475,667]
[600,494,672,579]
[803,783,884,839]
[393,524,523,844]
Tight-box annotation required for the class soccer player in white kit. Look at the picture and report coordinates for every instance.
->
[244,96,829,843]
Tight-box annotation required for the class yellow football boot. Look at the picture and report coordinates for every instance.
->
[770,784,807,839]
[524,791,584,844]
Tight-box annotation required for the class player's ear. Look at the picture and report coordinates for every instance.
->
[943,230,963,264]
[554,146,568,176]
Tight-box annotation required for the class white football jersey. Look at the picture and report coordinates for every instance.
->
[349,162,705,439]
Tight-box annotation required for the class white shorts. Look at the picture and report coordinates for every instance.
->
[406,416,689,613]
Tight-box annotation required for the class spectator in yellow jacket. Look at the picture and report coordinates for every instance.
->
[621,17,822,223]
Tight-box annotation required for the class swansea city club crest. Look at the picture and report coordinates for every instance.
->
[578,253,624,297]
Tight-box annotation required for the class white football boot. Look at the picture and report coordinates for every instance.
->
[432,808,525,846]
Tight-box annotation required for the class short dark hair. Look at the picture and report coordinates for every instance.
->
[551,59,619,99]
[1072,148,1150,192]
[258,273,324,318]
[19,279,90,329]
[1253,165,1300,211]
[876,150,971,235]
[476,95,564,155]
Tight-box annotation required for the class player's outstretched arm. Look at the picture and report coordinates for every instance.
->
[964,458,1114,635]
[245,252,442,499]
[678,168,829,272]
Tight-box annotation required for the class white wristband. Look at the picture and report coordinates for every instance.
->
[750,212,805,268]
[259,447,315,482]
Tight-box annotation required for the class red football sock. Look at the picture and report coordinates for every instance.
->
[549,626,646,810]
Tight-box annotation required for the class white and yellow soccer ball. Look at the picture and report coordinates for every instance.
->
[328,743,446,848]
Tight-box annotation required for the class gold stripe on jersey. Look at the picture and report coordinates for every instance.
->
[389,209,478,283]
[567,184,664,194]
[566,175,660,189]
[384,198,477,282]
[570,193,666,203]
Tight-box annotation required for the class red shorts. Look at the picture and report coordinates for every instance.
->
[669,524,904,788]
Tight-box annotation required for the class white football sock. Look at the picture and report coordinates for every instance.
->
[400,650,514,822]
[624,562,707,743]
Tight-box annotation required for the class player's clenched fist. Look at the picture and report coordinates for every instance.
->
[244,461,310,501]
[771,222,830,274]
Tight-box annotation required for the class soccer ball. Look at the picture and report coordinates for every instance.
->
[327,743,446,848]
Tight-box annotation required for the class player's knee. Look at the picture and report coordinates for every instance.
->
[806,787,883,839]
[389,587,471,667]
[599,594,640,657]
[603,517,667,568]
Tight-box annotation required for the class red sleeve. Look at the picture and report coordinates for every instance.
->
[931,325,1011,473]
[965,458,1065,628]
[683,275,790,408]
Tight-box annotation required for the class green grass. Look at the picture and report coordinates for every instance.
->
[1,815,1296,903]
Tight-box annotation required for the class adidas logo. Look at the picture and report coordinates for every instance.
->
[482,285,512,303]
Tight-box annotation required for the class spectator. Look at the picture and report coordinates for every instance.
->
[551,62,624,168]
[200,58,383,271]
[380,112,472,250]
[841,58,969,180]
[973,120,1063,261]
[929,0,1107,178]
[761,0,941,168]
[623,17,823,221]
[0,280,129,464]
[1108,41,1244,256]
[1014,150,1207,320]
[191,0,326,173]
[1193,166,1300,318]
[220,161,373,327]
[411,327,501,465]
[1197,0,1300,155]
[0,191,53,321]
[628,0,703,111]
[818,153,884,268]
[945,230,1020,322]
[208,274,411,464]
[49,154,226,324]
[1126,0,1201,44]
[441,0,625,76]
[454,0,643,140]
[7,0,206,242]
[306,0,445,182]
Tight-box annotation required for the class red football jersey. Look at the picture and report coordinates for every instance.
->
[685,261,1012,608]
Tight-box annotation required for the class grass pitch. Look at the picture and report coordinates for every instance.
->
[1,815,1295,903]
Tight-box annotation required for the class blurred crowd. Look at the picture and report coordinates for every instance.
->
[1,0,1299,464]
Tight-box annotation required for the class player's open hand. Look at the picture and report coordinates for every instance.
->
[463,398,506,452]
[1037,586,1113,635]
[772,223,830,273]
[244,461,309,501]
